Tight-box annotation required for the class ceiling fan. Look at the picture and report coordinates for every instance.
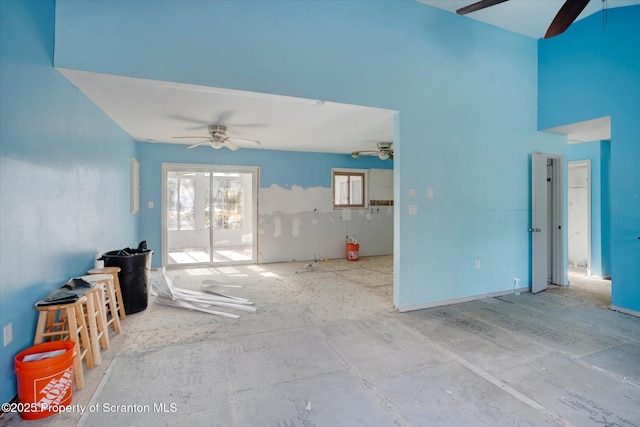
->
[456,0,592,39]
[351,142,394,161]
[173,125,261,151]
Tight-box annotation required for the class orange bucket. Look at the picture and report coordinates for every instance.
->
[14,340,75,420]
[346,243,360,261]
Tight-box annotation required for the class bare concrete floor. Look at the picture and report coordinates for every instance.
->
[2,256,639,426]
[547,268,612,308]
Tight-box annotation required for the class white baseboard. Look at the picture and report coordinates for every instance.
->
[396,287,530,313]
[610,305,640,318]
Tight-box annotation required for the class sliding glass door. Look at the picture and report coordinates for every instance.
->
[163,164,258,267]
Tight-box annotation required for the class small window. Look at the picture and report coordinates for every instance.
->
[333,170,366,209]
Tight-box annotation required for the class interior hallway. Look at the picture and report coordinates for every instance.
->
[2,256,639,426]
[547,266,612,308]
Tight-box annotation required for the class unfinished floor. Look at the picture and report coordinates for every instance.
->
[2,256,639,427]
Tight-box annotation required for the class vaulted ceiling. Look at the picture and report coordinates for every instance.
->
[59,1,634,154]
[418,0,640,39]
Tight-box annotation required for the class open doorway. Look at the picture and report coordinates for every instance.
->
[540,117,613,307]
[563,156,611,308]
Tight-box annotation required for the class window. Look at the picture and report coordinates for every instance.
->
[333,170,366,208]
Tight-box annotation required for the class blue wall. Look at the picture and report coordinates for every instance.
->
[54,0,564,311]
[137,142,392,268]
[4,0,635,404]
[0,0,137,403]
[567,141,611,277]
[539,6,640,312]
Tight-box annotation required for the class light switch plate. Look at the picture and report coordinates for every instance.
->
[409,188,416,198]
[3,323,12,346]
[427,188,434,198]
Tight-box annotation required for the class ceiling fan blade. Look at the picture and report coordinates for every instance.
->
[544,0,590,39]
[215,111,235,125]
[173,135,210,139]
[213,111,268,128]
[351,150,379,158]
[170,112,265,131]
[456,0,509,15]
[223,140,240,151]
[227,136,261,146]
[167,114,209,126]
[187,141,209,149]
[168,112,235,127]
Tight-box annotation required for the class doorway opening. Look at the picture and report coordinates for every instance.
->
[564,158,611,307]
[162,163,258,267]
[540,117,613,306]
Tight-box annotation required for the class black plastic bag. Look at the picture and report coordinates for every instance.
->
[36,278,93,306]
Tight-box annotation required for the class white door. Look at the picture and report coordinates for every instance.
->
[531,152,566,293]
[531,153,549,293]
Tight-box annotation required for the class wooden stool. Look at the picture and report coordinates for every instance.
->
[80,274,121,335]
[82,284,110,365]
[87,267,126,320]
[34,296,94,389]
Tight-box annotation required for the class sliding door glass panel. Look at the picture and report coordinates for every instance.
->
[210,172,254,263]
[164,165,257,267]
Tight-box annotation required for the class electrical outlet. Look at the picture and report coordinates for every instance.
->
[475,259,481,269]
[4,323,12,346]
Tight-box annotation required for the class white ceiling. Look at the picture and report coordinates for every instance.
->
[418,0,640,39]
[543,116,611,143]
[58,69,396,155]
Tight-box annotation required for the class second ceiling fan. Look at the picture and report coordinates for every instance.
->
[456,0,591,39]
[351,142,394,161]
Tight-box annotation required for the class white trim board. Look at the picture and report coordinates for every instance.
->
[396,287,530,313]
[610,305,640,318]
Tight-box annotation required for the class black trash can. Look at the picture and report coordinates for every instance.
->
[99,242,153,315]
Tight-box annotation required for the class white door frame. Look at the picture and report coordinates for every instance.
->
[568,160,591,275]
[531,152,566,293]
[161,163,259,268]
